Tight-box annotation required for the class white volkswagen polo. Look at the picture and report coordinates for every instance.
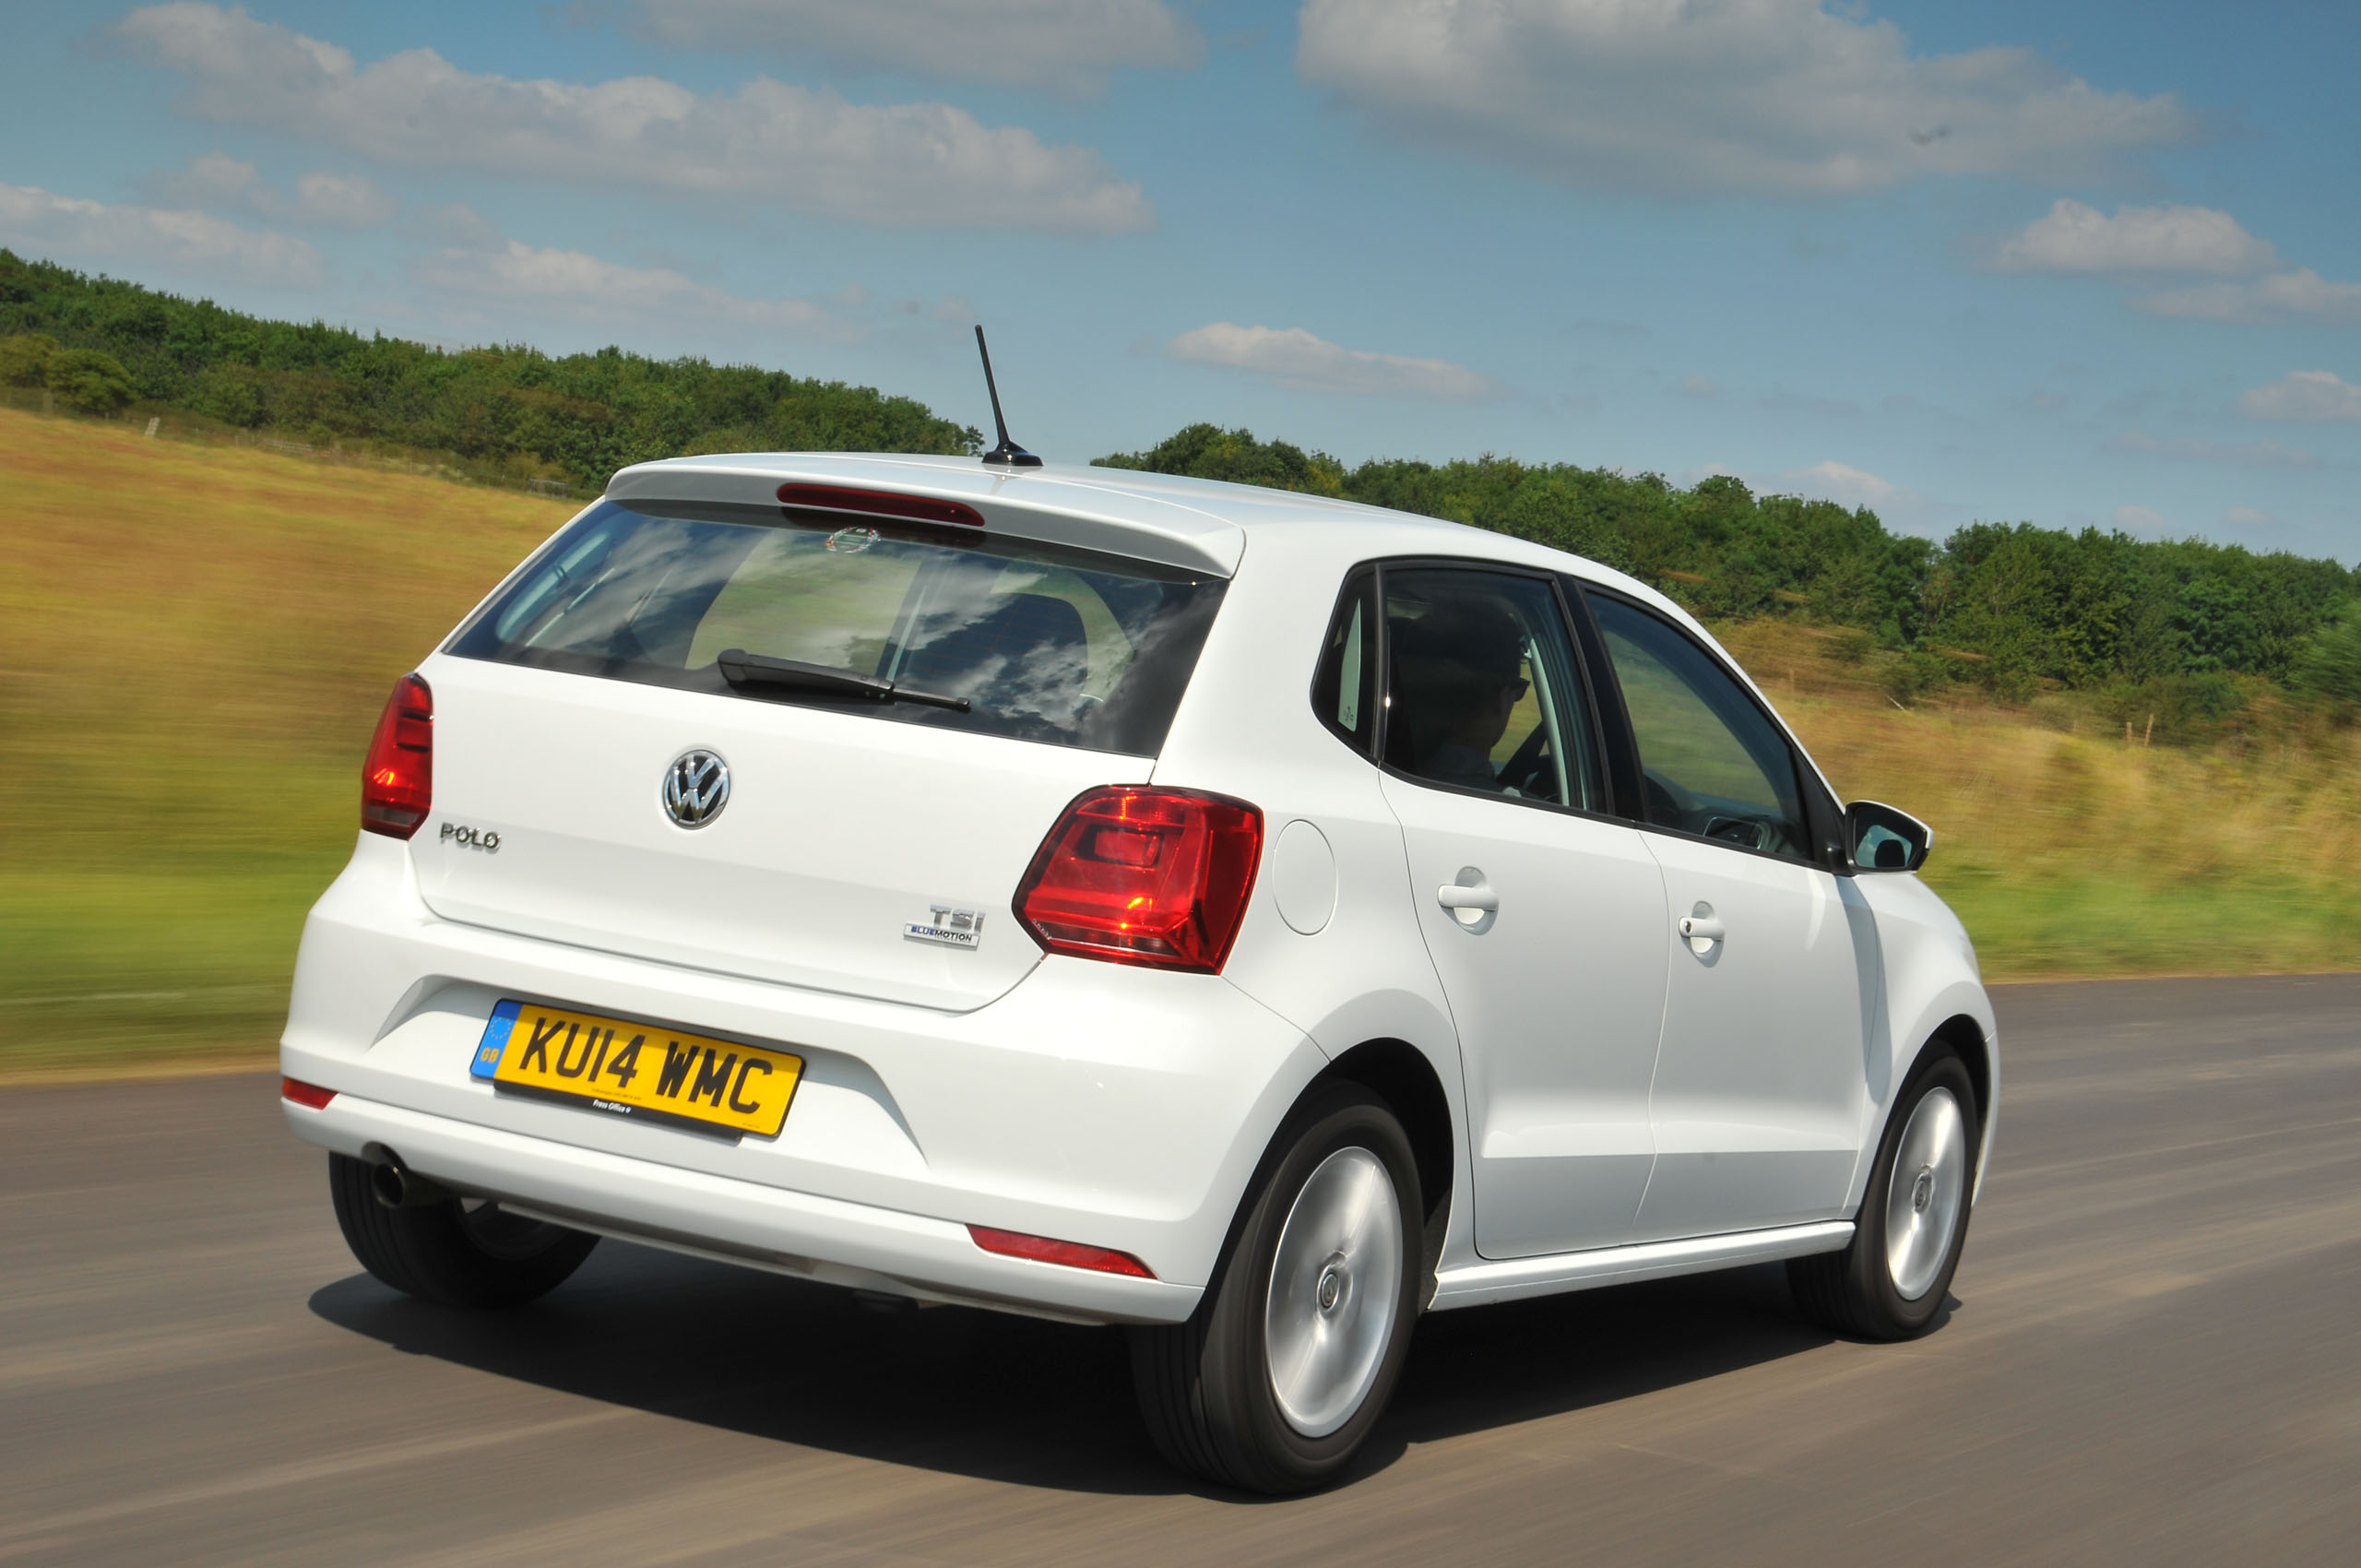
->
[280,451,1995,1493]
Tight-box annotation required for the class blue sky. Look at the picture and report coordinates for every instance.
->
[5,1,2357,562]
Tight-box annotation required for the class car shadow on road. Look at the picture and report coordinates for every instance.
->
[309,1241,1854,1498]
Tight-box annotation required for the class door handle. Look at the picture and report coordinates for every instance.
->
[1679,912,1725,941]
[1437,870,1498,929]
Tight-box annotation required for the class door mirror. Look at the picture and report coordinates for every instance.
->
[1846,801,1932,873]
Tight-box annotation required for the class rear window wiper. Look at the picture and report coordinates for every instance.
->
[716,648,971,713]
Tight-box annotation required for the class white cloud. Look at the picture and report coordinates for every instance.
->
[1295,0,2194,198]
[151,149,260,206]
[151,153,397,228]
[0,181,321,284]
[1165,322,1503,399]
[633,1,1202,94]
[2114,504,2165,532]
[2224,506,2273,528]
[2133,268,2361,325]
[1678,374,1716,398]
[118,3,1151,233]
[2240,370,2361,424]
[412,231,858,340]
[1991,199,2276,276]
[290,172,397,228]
[2107,430,2315,469]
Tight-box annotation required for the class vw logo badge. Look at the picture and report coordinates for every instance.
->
[662,749,730,830]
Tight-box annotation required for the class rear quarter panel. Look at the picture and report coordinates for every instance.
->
[1150,526,1476,1273]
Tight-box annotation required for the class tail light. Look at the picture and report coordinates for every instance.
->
[1014,787,1263,973]
[969,1224,1155,1278]
[280,1077,337,1110]
[361,674,433,838]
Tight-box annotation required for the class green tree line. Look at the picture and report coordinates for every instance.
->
[5,250,2355,731]
[0,249,978,493]
[1097,423,2361,731]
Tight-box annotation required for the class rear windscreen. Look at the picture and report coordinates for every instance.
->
[446,500,1227,755]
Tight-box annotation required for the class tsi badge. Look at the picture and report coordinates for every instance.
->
[905,905,986,949]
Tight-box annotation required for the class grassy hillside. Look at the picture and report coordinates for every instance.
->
[0,405,570,1077]
[1715,621,2361,979]
[2,405,2355,1076]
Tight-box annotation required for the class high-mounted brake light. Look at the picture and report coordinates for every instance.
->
[280,1076,337,1110]
[361,673,433,838]
[969,1224,1155,1278]
[776,482,984,529]
[1014,787,1263,974]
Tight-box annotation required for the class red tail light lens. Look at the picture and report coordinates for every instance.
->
[361,674,433,838]
[280,1076,337,1110]
[1014,787,1263,973]
[968,1224,1156,1278]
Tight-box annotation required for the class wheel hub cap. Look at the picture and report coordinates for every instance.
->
[1264,1147,1403,1439]
[1883,1087,1968,1301]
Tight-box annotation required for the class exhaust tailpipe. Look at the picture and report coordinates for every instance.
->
[368,1151,454,1210]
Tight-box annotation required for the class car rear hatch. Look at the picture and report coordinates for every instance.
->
[408,465,1237,1013]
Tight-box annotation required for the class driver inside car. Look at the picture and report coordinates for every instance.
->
[1394,604,1531,793]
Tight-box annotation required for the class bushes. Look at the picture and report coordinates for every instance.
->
[0,333,54,386]
[44,348,136,414]
[0,333,136,413]
[2295,604,2361,710]
[2104,673,2249,746]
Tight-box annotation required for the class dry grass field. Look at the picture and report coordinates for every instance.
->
[1718,620,2361,980]
[1,405,2353,1076]
[0,406,568,1076]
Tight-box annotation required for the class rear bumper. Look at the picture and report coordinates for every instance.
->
[285,1092,1197,1324]
[281,833,1330,1324]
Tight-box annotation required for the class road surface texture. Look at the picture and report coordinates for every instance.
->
[5,976,2357,1565]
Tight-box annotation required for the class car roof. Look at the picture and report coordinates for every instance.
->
[606,451,1679,616]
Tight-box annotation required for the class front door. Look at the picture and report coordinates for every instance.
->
[1585,593,1876,1241]
[1377,566,1670,1258]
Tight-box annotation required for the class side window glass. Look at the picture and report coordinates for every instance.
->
[1382,569,1603,811]
[1590,596,1808,861]
[1311,569,1378,755]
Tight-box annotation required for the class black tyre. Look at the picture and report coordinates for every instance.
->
[328,1153,598,1308]
[1130,1085,1423,1494]
[1789,1050,1978,1340]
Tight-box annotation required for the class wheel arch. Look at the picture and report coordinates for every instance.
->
[1928,1012,1994,1138]
[1311,1039,1455,1270]
[1856,998,1999,1216]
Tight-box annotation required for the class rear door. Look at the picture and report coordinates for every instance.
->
[1582,590,1876,1240]
[411,495,1226,1012]
[1376,564,1670,1258]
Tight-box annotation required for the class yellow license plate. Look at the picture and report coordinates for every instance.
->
[470,1000,802,1139]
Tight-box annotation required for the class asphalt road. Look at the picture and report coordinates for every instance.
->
[5,976,2359,1565]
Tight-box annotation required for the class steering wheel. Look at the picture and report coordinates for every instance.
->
[1641,767,1689,830]
[1496,723,1558,801]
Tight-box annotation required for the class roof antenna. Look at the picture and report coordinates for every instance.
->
[974,325,1041,468]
